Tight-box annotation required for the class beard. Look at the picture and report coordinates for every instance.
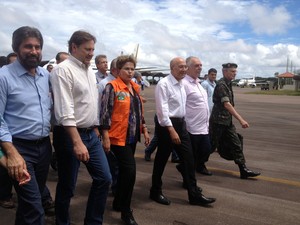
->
[19,53,42,70]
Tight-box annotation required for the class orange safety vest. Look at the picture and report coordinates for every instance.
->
[108,77,144,146]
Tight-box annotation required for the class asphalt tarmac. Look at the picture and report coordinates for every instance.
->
[1,85,300,225]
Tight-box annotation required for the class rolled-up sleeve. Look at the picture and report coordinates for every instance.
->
[50,67,76,126]
[155,81,172,127]
[0,115,12,142]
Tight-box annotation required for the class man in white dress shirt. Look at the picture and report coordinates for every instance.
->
[149,57,216,206]
[50,30,111,225]
[183,56,213,176]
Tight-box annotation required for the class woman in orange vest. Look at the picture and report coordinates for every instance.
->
[100,55,150,225]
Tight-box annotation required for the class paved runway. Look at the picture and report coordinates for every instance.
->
[1,85,300,225]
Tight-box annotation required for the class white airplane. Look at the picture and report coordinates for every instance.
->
[43,58,97,71]
[237,77,256,88]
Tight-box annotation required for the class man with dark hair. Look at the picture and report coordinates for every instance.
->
[51,30,111,225]
[210,63,261,179]
[46,64,53,72]
[0,56,7,67]
[0,26,52,225]
[55,52,69,64]
[6,52,17,64]
[201,68,217,113]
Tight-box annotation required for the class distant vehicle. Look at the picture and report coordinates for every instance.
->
[260,82,270,90]
[237,78,256,88]
[236,76,267,88]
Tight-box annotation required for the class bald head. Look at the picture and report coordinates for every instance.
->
[170,57,187,81]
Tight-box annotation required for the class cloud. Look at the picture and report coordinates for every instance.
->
[0,0,299,78]
[248,4,292,35]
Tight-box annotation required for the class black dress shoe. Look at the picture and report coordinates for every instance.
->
[50,152,58,171]
[176,164,183,174]
[239,164,261,179]
[171,157,181,163]
[181,182,202,193]
[189,194,216,206]
[112,199,121,212]
[144,152,151,161]
[196,165,212,176]
[149,192,171,205]
[121,210,138,225]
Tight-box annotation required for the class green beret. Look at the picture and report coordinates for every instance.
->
[222,63,238,68]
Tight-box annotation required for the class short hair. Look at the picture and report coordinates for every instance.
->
[134,71,142,78]
[0,56,7,67]
[116,55,136,70]
[6,52,17,64]
[186,56,198,67]
[110,58,117,71]
[95,54,107,65]
[55,52,69,62]
[208,68,217,74]
[12,26,43,52]
[68,30,96,53]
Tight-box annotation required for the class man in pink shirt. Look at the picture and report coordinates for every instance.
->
[183,56,213,176]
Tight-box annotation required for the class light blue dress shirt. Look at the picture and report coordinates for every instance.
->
[0,60,51,141]
[201,80,216,113]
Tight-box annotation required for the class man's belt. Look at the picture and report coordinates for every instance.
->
[170,117,185,122]
[12,136,50,145]
[77,127,95,133]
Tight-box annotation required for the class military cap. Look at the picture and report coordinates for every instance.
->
[222,63,238,68]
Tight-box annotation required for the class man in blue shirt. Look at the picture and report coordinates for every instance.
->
[201,68,217,113]
[0,26,52,225]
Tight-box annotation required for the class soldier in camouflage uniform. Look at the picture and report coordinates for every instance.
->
[209,63,260,179]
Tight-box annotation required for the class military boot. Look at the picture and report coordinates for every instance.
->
[238,164,261,179]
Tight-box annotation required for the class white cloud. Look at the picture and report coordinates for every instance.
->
[248,4,292,35]
[0,0,299,78]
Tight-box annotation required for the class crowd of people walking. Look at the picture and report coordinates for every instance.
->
[0,26,260,225]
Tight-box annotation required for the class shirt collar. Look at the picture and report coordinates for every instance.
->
[169,73,183,86]
[14,60,45,77]
[206,79,216,86]
[69,55,89,69]
[185,74,199,83]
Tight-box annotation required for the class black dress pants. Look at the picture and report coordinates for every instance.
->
[151,118,199,200]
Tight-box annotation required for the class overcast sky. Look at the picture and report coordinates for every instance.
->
[0,0,299,78]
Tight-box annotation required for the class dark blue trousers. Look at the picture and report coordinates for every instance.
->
[12,137,52,225]
[53,126,111,225]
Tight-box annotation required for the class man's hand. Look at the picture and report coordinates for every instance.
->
[19,169,31,186]
[73,141,90,162]
[2,142,27,181]
[239,119,249,129]
[167,126,181,145]
[224,102,250,129]
[64,126,90,163]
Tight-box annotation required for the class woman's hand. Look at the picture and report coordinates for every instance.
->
[143,130,150,147]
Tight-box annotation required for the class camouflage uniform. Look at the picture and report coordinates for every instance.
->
[209,77,246,164]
